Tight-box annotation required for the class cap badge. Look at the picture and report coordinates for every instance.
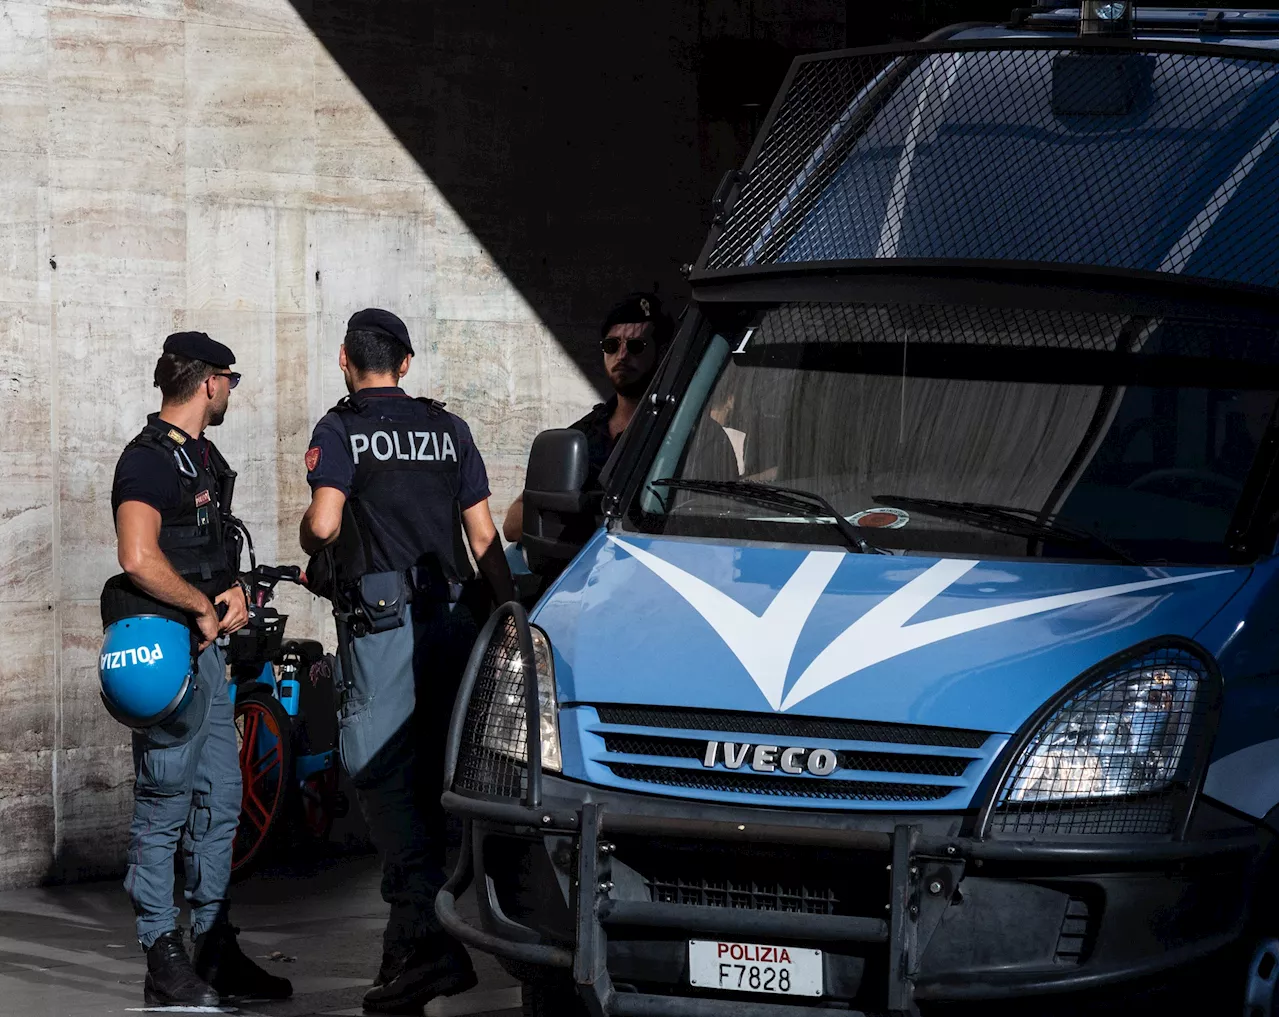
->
[640,298,651,317]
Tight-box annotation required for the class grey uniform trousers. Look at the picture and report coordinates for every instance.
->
[124,643,241,949]
[338,597,477,951]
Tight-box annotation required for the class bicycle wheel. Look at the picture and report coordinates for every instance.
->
[231,688,293,880]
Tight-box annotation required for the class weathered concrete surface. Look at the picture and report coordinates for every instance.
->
[0,0,847,889]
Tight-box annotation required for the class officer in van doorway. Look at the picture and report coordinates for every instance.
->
[502,291,736,544]
[102,332,292,1007]
[299,308,514,1013]
[502,291,673,542]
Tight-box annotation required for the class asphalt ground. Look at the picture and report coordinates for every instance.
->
[0,826,1254,1017]
[0,849,521,1017]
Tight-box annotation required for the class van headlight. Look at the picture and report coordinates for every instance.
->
[988,646,1218,835]
[477,625,562,774]
[455,617,561,800]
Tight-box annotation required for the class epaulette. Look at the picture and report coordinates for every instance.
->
[132,420,188,453]
[129,421,200,484]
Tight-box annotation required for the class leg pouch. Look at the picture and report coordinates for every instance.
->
[338,605,417,784]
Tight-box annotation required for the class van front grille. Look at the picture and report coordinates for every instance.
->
[645,875,840,916]
[581,704,1000,808]
[602,733,971,777]
[605,762,955,802]
[594,704,990,748]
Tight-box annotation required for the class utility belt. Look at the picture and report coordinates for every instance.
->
[338,566,464,638]
[99,570,233,630]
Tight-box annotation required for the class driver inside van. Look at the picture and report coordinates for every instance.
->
[504,292,740,546]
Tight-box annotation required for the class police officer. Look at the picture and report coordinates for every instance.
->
[105,332,291,1006]
[300,309,514,1013]
[502,291,674,542]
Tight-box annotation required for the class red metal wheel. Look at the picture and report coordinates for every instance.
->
[231,689,293,879]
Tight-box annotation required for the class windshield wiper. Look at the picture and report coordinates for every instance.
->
[873,495,1139,566]
[650,478,885,554]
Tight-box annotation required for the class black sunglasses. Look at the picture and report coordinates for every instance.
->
[600,336,649,356]
[211,371,241,390]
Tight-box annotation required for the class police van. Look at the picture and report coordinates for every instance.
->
[438,6,1279,1014]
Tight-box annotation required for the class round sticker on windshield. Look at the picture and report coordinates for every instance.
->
[851,507,910,529]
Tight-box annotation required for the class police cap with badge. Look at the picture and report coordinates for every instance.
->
[600,291,672,345]
[98,331,239,746]
[162,330,237,369]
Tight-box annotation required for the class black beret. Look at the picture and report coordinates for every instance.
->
[163,331,235,368]
[601,292,667,338]
[347,308,413,355]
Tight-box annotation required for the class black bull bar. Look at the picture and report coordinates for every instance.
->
[436,790,1261,1017]
[435,604,1264,1016]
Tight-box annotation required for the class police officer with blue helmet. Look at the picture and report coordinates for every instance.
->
[102,331,291,1007]
[300,309,514,1013]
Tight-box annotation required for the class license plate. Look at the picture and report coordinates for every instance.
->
[687,939,822,997]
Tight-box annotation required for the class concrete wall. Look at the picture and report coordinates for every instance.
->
[0,0,845,889]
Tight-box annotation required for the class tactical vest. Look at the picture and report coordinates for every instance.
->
[103,417,239,628]
[327,392,472,586]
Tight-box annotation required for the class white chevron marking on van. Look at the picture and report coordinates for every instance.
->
[610,537,843,710]
[608,537,1229,713]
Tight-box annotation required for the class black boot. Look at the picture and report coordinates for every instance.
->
[144,929,220,1007]
[193,922,293,1000]
[362,935,477,1014]
[372,940,412,989]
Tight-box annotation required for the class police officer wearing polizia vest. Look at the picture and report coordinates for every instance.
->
[104,332,291,1007]
[300,309,514,1014]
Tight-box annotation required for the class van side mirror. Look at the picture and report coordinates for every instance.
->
[522,429,600,573]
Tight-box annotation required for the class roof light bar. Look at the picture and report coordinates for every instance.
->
[1080,1,1136,36]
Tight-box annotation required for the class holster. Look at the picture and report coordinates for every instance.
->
[408,562,464,605]
[354,570,408,634]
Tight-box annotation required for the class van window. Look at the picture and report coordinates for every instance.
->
[627,302,1275,565]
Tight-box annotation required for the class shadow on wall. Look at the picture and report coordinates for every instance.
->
[284,1,1022,395]
[287,1,850,395]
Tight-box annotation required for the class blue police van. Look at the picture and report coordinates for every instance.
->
[438,6,1279,1015]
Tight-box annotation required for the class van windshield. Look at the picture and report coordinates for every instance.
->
[627,301,1276,565]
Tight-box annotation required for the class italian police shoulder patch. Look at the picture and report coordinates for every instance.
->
[305,446,321,472]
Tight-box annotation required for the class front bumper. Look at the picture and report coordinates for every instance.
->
[437,776,1268,1017]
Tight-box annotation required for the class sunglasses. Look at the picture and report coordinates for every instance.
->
[211,372,241,390]
[600,336,649,356]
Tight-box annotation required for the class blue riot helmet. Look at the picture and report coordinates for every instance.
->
[99,615,208,746]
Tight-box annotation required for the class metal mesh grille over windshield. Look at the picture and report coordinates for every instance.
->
[733,302,1278,365]
[703,43,1277,287]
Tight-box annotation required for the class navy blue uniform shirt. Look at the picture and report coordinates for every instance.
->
[112,419,210,516]
[569,396,738,487]
[305,387,491,508]
[570,396,620,489]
